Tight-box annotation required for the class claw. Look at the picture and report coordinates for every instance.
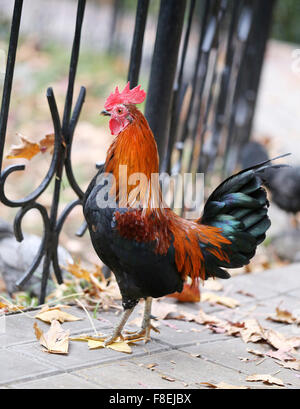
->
[124,323,159,343]
[104,332,124,346]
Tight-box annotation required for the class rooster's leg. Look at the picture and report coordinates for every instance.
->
[104,307,134,346]
[124,297,157,342]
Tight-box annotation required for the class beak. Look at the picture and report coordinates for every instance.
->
[100,109,111,117]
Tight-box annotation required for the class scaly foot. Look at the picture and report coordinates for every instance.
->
[124,323,159,343]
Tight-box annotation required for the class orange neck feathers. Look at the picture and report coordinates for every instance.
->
[104,105,162,210]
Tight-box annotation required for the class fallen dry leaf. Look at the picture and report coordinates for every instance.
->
[87,338,132,354]
[240,319,265,343]
[146,363,158,369]
[34,320,69,354]
[246,374,284,387]
[161,375,176,382]
[267,307,300,325]
[168,283,200,303]
[150,300,178,320]
[277,360,300,371]
[0,301,25,312]
[247,348,265,358]
[264,328,300,351]
[201,292,240,308]
[265,349,296,362]
[201,381,249,389]
[35,305,82,324]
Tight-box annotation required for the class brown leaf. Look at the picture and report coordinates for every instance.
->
[277,360,300,371]
[201,381,249,389]
[240,319,266,343]
[161,375,176,382]
[265,349,296,362]
[0,301,24,312]
[66,261,92,282]
[201,292,240,309]
[168,283,200,303]
[150,300,178,320]
[247,348,265,357]
[39,133,55,154]
[146,363,158,369]
[267,307,300,325]
[264,328,300,351]
[6,134,40,160]
[34,320,69,354]
[246,374,284,387]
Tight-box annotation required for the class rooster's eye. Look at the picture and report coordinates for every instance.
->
[117,108,123,114]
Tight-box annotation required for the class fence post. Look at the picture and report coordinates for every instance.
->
[0,0,23,172]
[145,0,187,163]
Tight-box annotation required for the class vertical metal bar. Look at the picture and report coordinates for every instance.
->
[145,0,187,162]
[128,0,150,88]
[174,0,210,174]
[223,0,275,176]
[0,0,23,172]
[163,0,196,174]
[206,0,241,171]
[62,0,86,140]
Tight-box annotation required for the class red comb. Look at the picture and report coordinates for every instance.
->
[104,82,146,110]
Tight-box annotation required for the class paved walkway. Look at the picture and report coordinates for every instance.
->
[1,263,300,389]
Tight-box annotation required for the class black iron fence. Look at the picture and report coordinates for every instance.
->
[0,0,275,303]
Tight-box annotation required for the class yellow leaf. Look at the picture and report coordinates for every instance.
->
[66,261,92,282]
[87,338,132,354]
[88,339,105,350]
[35,306,82,324]
[107,341,132,354]
[34,320,69,355]
[6,134,40,160]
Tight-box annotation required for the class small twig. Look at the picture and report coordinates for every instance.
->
[75,298,98,336]
[255,357,267,366]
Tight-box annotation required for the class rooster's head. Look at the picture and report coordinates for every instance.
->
[101,82,146,136]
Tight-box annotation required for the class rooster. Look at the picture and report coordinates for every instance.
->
[83,83,287,345]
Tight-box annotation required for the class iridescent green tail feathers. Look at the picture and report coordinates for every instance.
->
[200,154,290,278]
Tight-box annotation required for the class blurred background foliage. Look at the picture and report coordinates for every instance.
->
[272,0,300,44]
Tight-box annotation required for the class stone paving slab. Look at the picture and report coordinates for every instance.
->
[150,319,229,348]
[248,263,300,295]
[1,263,300,389]
[180,341,300,388]
[0,349,59,386]
[10,373,100,389]
[0,306,111,348]
[9,336,169,372]
[126,350,250,389]
[74,359,190,389]
[213,293,300,330]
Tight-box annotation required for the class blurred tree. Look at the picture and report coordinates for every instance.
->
[271,0,300,44]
